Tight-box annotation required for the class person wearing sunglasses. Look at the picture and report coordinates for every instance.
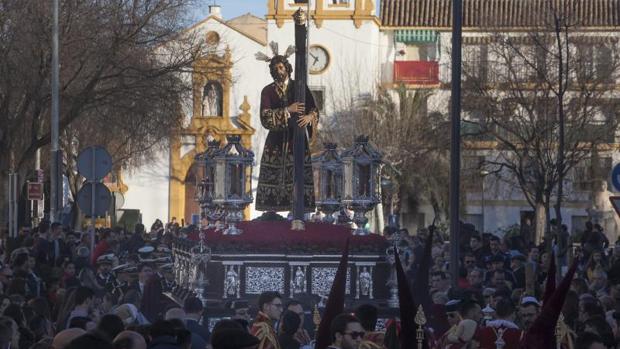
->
[250,291,283,349]
[328,313,365,349]
[437,300,462,349]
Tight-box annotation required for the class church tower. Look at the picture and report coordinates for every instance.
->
[267,0,376,29]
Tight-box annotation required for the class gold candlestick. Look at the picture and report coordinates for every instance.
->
[415,305,427,349]
[313,304,321,339]
[555,313,565,349]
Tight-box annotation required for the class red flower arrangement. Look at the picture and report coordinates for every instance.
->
[188,221,387,254]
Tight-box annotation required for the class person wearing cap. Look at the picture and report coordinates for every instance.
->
[159,264,177,292]
[250,291,282,349]
[518,296,540,331]
[137,245,155,262]
[95,254,118,295]
[437,300,462,348]
[473,298,522,349]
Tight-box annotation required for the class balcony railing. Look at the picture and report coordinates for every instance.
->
[393,61,439,85]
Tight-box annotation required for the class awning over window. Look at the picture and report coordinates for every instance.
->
[395,30,438,44]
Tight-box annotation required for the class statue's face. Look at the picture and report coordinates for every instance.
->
[274,62,288,82]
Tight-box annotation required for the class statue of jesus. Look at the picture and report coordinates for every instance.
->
[255,44,319,213]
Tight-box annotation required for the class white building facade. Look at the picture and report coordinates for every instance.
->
[123,0,620,238]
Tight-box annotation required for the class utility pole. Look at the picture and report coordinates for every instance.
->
[449,0,463,288]
[50,0,61,222]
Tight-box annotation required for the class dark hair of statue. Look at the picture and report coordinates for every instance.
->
[269,56,293,81]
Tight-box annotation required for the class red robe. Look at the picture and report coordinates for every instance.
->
[250,311,281,349]
[91,240,110,265]
[474,320,523,349]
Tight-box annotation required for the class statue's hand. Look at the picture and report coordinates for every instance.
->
[298,113,315,127]
[287,102,305,114]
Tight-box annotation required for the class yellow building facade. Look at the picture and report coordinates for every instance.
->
[169,47,255,224]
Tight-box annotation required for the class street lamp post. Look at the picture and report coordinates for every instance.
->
[50,0,61,222]
[449,0,464,288]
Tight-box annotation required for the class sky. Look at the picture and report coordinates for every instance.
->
[191,0,381,22]
[191,0,267,21]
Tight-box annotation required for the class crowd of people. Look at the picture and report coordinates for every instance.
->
[0,217,618,349]
[0,219,391,349]
[393,220,620,349]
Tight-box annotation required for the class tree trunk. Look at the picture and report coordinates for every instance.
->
[554,14,566,249]
[544,193,553,252]
[535,201,546,244]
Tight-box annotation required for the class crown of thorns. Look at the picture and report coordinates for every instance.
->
[255,41,295,62]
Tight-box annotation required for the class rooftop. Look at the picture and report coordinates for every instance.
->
[380,0,620,28]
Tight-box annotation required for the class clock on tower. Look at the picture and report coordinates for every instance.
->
[309,45,330,74]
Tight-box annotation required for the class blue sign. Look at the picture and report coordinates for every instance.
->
[611,163,620,192]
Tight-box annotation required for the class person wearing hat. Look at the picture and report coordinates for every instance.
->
[137,245,155,262]
[437,300,462,348]
[158,263,176,293]
[96,254,121,298]
[518,296,540,331]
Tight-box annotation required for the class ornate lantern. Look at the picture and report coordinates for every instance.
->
[196,140,222,229]
[212,135,254,235]
[341,135,383,235]
[312,143,343,223]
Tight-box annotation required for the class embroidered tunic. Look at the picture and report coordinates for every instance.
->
[250,311,281,349]
[256,80,318,212]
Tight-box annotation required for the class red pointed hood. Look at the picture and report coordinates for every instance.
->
[315,238,350,349]
[413,226,435,314]
[395,243,425,349]
[520,258,579,348]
